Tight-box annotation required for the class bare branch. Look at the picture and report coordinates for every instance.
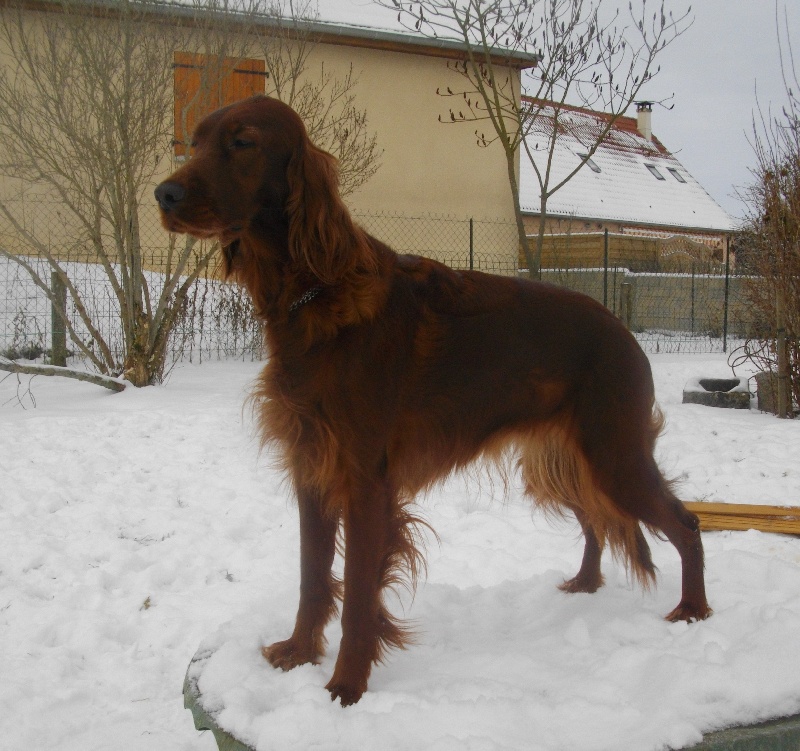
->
[0,356,126,392]
[732,2,799,415]
[384,0,692,274]
[250,1,382,195]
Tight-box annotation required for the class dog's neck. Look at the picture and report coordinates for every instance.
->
[230,216,392,336]
[288,284,324,313]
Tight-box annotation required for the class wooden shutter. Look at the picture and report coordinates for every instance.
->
[173,52,267,157]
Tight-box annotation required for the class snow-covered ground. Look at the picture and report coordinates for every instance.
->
[2,353,799,750]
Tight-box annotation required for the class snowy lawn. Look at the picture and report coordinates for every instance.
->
[1,353,799,750]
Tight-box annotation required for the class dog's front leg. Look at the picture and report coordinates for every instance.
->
[263,485,340,670]
[326,476,400,706]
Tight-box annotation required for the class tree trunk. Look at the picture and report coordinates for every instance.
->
[534,197,548,280]
[123,313,161,387]
[503,145,534,278]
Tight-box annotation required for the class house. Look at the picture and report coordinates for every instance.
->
[0,1,537,270]
[518,101,737,270]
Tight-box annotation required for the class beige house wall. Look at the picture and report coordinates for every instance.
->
[324,45,514,220]
[301,43,519,267]
[0,6,522,270]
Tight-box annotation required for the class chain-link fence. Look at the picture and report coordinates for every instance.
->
[1,212,757,374]
[537,264,755,354]
[0,247,263,369]
[353,212,520,275]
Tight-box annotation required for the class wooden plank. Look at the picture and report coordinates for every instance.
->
[684,502,800,536]
[687,502,800,517]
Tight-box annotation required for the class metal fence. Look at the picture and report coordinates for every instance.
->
[1,212,757,372]
[0,248,264,368]
[538,264,754,354]
[353,211,521,275]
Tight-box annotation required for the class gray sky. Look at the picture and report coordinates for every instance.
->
[322,0,795,223]
[642,1,793,222]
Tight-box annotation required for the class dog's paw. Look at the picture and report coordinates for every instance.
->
[665,601,713,623]
[326,678,367,707]
[559,572,604,594]
[262,639,319,671]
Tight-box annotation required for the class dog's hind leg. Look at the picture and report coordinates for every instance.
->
[559,506,605,594]
[518,423,649,594]
[586,445,711,622]
[570,350,711,621]
[635,479,711,622]
[263,484,341,670]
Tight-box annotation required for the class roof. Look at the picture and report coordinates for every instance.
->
[272,16,540,69]
[518,102,735,233]
[22,0,539,69]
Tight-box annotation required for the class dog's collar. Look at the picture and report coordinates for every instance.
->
[288,285,324,314]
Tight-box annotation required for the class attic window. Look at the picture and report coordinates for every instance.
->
[645,164,666,180]
[578,152,601,173]
[667,167,687,183]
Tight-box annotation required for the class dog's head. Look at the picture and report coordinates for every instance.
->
[155,95,368,286]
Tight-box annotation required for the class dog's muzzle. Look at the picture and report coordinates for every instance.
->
[154,181,186,212]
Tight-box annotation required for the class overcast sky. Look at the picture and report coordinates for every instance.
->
[321,0,796,223]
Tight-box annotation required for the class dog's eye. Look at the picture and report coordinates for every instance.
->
[231,138,256,150]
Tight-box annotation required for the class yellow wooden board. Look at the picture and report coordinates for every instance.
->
[684,502,800,535]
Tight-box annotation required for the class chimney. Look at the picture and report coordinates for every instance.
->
[636,101,653,141]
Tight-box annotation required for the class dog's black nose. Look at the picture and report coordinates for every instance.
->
[154,181,186,211]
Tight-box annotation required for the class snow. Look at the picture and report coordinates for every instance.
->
[2,353,800,750]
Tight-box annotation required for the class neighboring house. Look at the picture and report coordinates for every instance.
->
[518,101,736,270]
[0,2,537,269]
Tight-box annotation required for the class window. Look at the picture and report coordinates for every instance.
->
[577,152,601,173]
[667,167,687,183]
[173,52,267,158]
[645,164,666,180]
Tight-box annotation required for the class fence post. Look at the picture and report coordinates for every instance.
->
[690,263,696,335]
[469,218,474,271]
[776,288,789,419]
[50,271,67,367]
[612,266,619,314]
[620,282,633,329]
[722,234,730,353]
[603,228,609,308]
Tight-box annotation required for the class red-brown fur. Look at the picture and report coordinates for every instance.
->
[156,95,711,706]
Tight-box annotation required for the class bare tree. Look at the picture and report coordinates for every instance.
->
[253,1,381,196]
[387,0,691,274]
[734,3,799,416]
[0,0,380,387]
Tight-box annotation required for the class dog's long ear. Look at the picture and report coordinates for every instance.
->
[285,136,374,284]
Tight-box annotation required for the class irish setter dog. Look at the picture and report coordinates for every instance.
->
[156,95,710,706]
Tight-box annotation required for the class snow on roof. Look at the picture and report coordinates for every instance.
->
[316,0,406,30]
[290,2,537,68]
[114,0,537,67]
[518,103,736,233]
